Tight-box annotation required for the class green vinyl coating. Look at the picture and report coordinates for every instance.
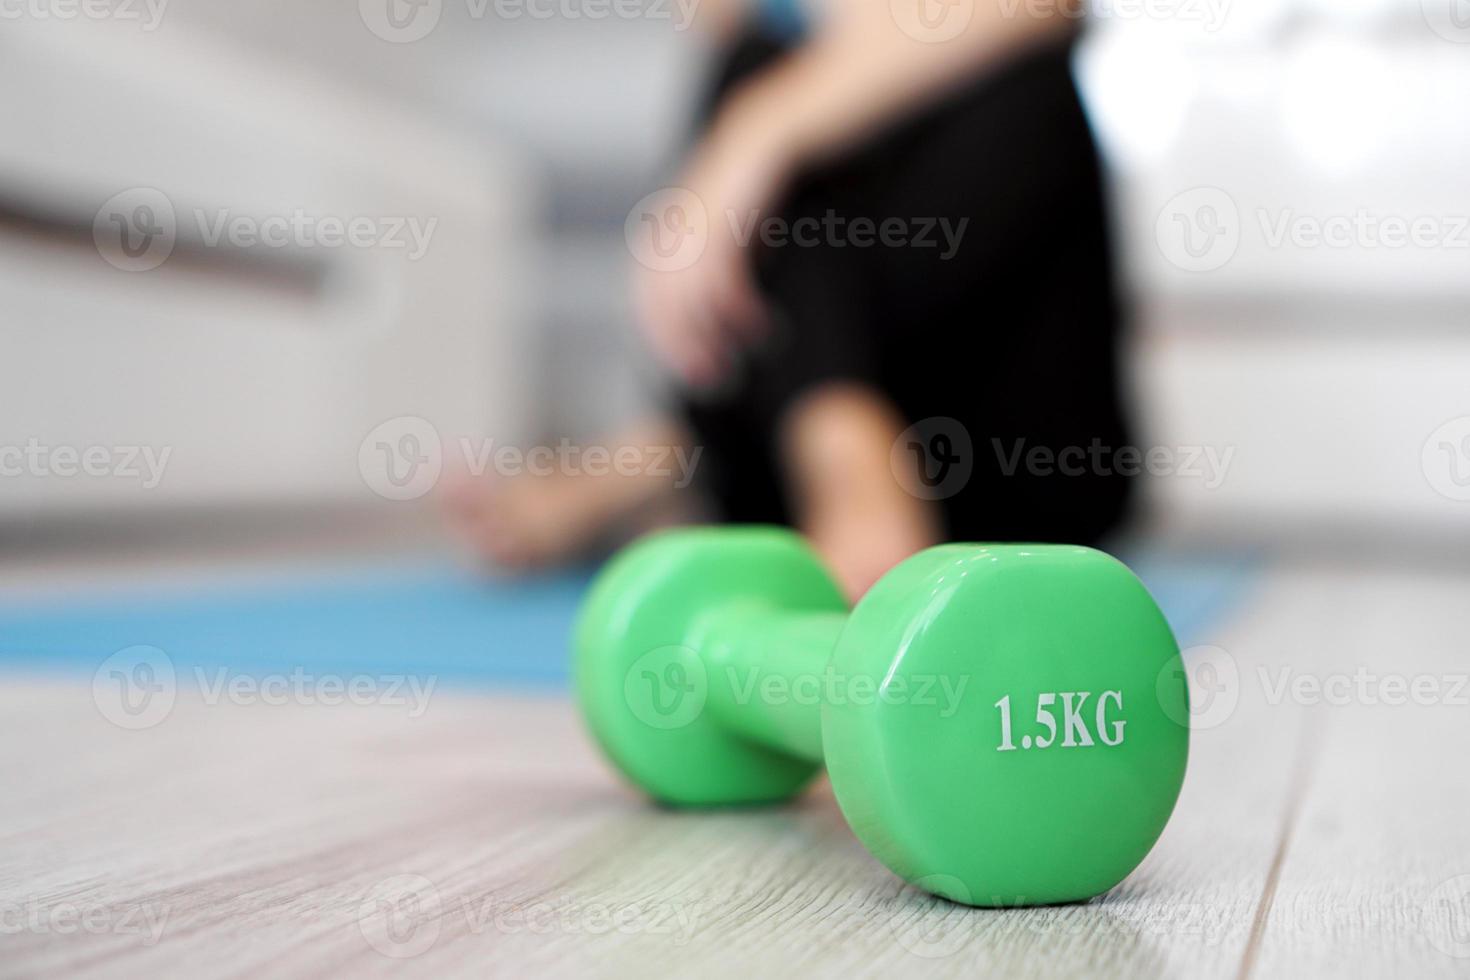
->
[574,526,1189,907]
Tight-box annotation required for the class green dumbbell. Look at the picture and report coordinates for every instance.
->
[574,526,1188,907]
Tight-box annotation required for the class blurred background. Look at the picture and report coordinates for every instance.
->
[2,0,1469,575]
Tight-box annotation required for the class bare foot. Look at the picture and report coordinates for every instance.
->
[439,420,694,569]
[781,384,943,601]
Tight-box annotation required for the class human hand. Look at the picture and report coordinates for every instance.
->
[630,102,795,388]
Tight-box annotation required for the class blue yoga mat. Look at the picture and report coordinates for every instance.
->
[0,549,1255,688]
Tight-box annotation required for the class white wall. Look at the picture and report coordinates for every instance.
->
[1080,15,1470,538]
[0,21,536,514]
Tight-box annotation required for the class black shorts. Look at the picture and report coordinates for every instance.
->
[679,28,1134,545]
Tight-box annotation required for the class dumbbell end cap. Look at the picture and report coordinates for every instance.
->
[823,543,1189,907]
[574,526,846,805]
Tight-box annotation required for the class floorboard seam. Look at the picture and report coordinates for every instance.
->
[1235,711,1322,980]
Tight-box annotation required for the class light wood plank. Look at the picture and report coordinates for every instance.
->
[7,558,1463,978]
[1248,565,1470,978]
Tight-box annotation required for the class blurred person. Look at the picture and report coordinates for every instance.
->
[445,0,1133,600]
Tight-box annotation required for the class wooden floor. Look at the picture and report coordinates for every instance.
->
[4,557,1470,978]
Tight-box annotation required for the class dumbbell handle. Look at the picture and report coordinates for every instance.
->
[697,604,848,763]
